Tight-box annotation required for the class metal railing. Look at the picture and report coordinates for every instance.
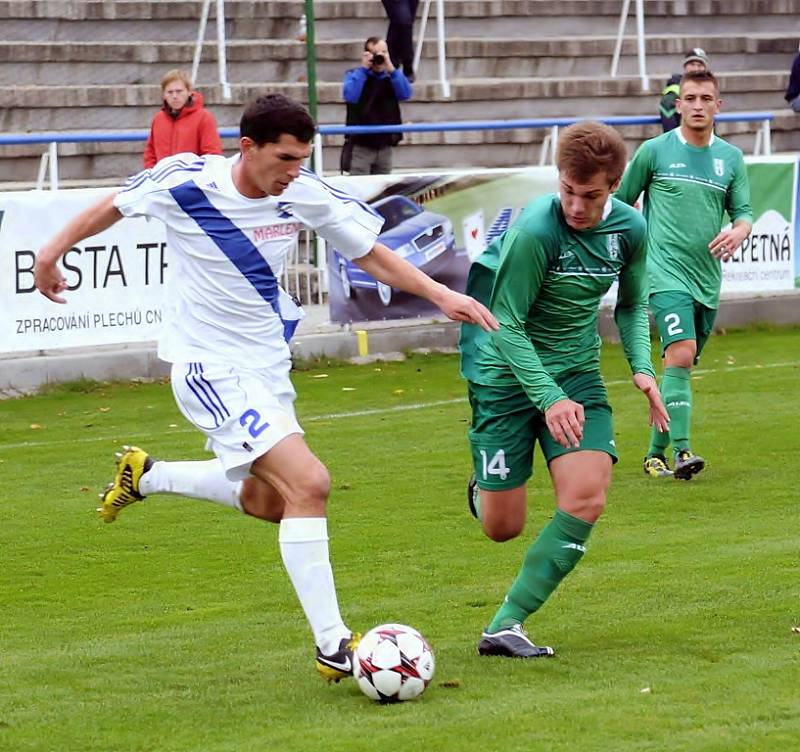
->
[0,112,775,192]
[317,112,775,172]
[413,0,451,98]
[611,0,649,92]
[191,0,232,100]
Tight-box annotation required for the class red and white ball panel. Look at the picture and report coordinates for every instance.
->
[353,623,435,703]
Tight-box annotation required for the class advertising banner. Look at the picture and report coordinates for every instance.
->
[722,157,797,293]
[0,188,168,354]
[1,158,796,354]
[327,159,798,323]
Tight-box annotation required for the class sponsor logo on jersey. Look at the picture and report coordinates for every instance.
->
[668,162,687,169]
[253,221,303,242]
[714,158,725,177]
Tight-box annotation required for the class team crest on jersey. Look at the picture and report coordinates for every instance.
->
[713,158,725,177]
[607,233,620,261]
[557,249,576,269]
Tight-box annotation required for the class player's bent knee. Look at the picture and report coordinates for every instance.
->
[290,463,332,512]
[482,518,524,542]
[481,504,526,542]
[665,340,696,368]
[478,486,527,541]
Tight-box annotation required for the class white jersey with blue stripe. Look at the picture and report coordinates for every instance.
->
[114,153,383,369]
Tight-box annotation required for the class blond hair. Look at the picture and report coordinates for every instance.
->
[160,69,192,91]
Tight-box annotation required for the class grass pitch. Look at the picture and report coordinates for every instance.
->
[1,326,799,752]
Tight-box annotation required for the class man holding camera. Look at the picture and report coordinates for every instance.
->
[342,37,412,175]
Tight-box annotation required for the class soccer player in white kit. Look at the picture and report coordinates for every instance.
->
[34,94,497,683]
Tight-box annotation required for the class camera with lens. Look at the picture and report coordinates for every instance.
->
[371,53,386,66]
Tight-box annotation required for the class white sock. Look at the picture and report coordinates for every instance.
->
[139,459,243,511]
[279,517,350,654]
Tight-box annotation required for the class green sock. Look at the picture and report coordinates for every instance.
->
[647,377,671,457]
[487,509,594,633]
[660,366,692,454]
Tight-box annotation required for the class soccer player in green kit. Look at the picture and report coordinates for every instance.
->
[616,70,752,480]
[459,122,670,658]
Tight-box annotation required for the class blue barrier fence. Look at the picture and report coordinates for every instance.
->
[0,112,774,189]
[0,111,775,145]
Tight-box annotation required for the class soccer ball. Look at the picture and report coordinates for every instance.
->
[353,623,435,703]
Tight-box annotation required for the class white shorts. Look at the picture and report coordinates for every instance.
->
[170,360,304,481]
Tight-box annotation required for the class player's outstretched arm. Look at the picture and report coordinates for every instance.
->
[354,242,499,331]
[632,373,670,433]
[35,192,123,303]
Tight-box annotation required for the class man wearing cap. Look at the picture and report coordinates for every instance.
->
[659,48,709,132]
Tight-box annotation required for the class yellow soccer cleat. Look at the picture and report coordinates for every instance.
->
[643,454,674,479]
[98,445,154,523]
[315,633,361,683]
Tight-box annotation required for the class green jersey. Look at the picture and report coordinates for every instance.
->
[615,128,752,309]
[459,194,654,413]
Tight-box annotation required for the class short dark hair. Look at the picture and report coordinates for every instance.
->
[680,69,720,95]
[239,93,316,146]
[556,121,627,185]
[364,36,381,51]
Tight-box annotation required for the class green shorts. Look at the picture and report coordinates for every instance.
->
[468,370,617,491]
[650,291,717,362]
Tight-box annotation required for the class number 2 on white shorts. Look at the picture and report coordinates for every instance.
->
[240,408,270,438]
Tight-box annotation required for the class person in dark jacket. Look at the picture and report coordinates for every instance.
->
[143,69,223,168]
[341,37,412,175]
[381,0,419,81]
[659,48,709,132]
[784,42,800,113]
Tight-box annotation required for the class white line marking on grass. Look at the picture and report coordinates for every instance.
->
[0,398,467,452]
[2,360,798,452]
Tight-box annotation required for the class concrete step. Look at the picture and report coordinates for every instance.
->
[312,0,800,38]
[2,0,798,41]
[0,1,302,41]
[0,33,794,85]
[0,16,299,41]
[0,100,242,133]
[0,73,788,133]
[0,69,789,109]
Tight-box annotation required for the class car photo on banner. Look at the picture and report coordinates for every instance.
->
[323,171,561,324]
[333,195,456,308]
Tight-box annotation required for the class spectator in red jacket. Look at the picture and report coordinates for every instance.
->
[143,69,223,168]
